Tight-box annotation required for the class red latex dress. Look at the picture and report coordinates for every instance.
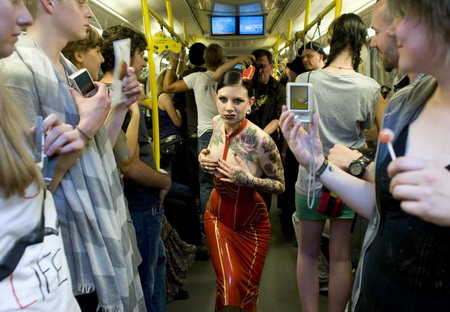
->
[204,119,271,311]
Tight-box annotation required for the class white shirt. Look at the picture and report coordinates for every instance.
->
[183,71,218,136]
[0,183,80,311]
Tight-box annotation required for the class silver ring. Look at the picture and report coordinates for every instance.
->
[205,166,209,170]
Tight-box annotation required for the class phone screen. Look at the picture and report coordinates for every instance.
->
[290,84,309,110]
[73,71,95,96]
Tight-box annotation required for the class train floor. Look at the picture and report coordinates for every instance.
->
[168,196,330,312]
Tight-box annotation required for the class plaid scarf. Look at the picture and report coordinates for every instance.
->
[1,35,145,312]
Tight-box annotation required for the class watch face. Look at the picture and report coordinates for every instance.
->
[349,162,363,176]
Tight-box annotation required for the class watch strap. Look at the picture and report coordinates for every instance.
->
[315,157,329,178]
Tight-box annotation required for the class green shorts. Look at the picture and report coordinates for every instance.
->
[295,192,355,220]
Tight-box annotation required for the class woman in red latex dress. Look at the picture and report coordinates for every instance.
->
[199,70,285,312]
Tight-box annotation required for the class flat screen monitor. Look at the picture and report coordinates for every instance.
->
[239,15,264,35]
[211,16,237,36]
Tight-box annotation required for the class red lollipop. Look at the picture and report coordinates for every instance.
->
[379,128,397,160]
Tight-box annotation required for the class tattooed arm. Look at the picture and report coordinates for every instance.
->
[253,134,285,194]
[217,131,285,194]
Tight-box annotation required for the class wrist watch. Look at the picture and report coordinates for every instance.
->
[348,155,372,178]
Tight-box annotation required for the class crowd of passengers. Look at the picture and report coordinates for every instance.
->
[1,0,450,312]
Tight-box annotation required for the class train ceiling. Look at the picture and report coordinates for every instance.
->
[89,0,375,57]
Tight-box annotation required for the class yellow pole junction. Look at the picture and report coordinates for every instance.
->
[140,0,161,169]
[146,4,189,47]
[274,0,336,54]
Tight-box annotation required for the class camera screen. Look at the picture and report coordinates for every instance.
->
[290,85,309,110]
[74,71,95,95]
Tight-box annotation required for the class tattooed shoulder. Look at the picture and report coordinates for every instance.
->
[210,117,224,147]
[260,134,277,154]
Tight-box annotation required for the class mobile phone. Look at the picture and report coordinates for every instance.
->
[68,68,96,97]
[286,82,313,123]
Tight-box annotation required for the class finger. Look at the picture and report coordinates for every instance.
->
[44,124,72,149]
[45,129,79,155]
[58,139,84,154]
[387,157,429,178]
[42,114,62,132]
[390,184,424,202]
[219,177,233,183]
[216,166,230,178]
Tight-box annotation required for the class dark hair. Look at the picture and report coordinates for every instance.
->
[101,25,147,73]
[252,49,273,64]
[62,26,103,65]
[189,43,206,66]
[325,13,368,71]
[217,70,254,98]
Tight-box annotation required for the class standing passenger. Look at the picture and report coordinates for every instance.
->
[293,13,379,312]
[100,25,172,312]
[0,0,145,310]
[0,1,81,310]
[199,70,284,312]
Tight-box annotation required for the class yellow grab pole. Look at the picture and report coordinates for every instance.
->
[183,22,189,43]
[274,0,336,53]
[334,0,342,18]
[146,5,189,46]
[165,0,174,29]
[304,0,311,29]
[141,0,160,169]
[287,19,293,42]
[274,34,281,77]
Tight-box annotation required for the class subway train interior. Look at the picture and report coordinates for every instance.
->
[84,1,395,311]
[6,0,445,311]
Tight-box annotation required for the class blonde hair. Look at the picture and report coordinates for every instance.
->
[0,85,44,198]
[156,68,167,96]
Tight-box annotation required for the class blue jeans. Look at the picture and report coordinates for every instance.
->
[130,206,167,312]
[197,131,214,220]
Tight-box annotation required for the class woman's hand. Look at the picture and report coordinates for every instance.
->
[279,105,324,172]
[388,156,450,226]
[217,154,254,186]
[198,148,218,174]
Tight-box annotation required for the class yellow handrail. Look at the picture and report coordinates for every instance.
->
[335,0,342,18]
[146,4,189,47]
[141,0,161,169]
[274,0,336,55]
[165,0,174,29]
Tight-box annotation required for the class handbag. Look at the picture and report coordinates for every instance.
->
[317,186,344,218]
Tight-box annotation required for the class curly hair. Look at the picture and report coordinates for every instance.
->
[62,26,103,65]
[325,13,368,71]
[101,25,147,73]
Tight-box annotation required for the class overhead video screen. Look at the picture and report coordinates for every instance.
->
[239,15,264,35]
[211,16,237,35]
